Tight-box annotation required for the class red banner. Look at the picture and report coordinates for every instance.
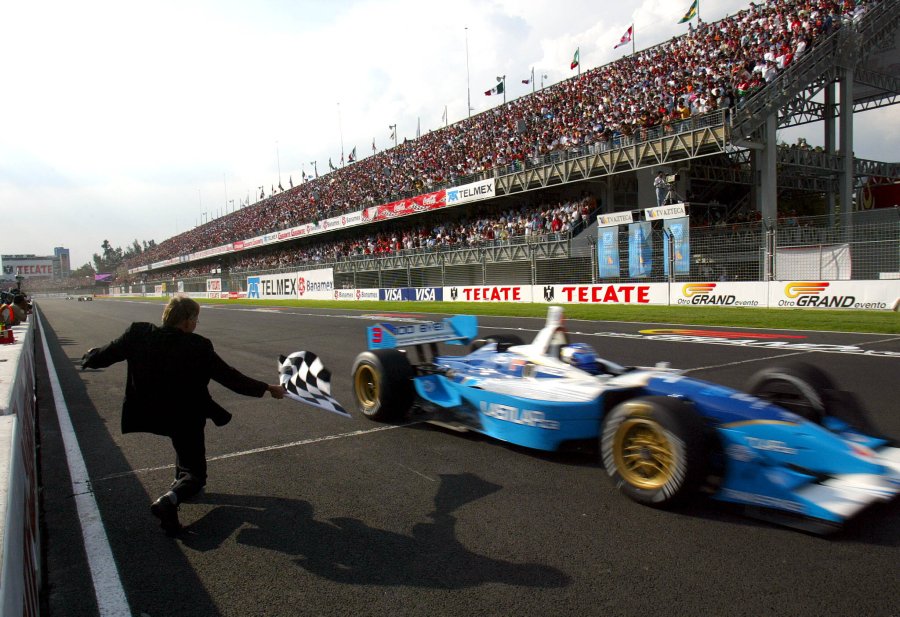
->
[363,189,447,222]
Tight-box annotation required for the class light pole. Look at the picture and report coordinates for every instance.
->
[465,27,472,118]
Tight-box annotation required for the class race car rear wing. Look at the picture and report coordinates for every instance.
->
[367,314,478,350]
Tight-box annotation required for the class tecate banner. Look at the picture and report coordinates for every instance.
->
[443,285,532,302]
[536,284,667,305]
[446,179,496,206]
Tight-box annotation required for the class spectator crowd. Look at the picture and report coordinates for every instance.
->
[127,0,874,273]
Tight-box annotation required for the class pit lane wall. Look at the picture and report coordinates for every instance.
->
[0,320,40,617]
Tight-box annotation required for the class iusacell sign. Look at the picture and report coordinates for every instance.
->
[446,179,495,206]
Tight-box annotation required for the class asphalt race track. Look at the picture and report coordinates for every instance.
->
[33,298,900,617]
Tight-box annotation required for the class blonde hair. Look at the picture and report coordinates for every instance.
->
[162,296,200,327]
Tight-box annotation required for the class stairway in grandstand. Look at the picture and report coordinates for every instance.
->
[732,0,900,140]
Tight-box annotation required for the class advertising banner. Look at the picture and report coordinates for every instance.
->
[332,288,380,301]
[597,227,621,278]
[297,267,335,300]
[770,280,900,310]
[246,272,302,300]
[674,282,767,307]
[1,258,54,278]
[597,211,634,227]
[378,287,444,302]
[644,203,688,220]
[446,179,496,207]
[628,222,653,278]
[535,284,667,305]
[663,217,690,275]
[363,190,447,222]
[443,285,532,302]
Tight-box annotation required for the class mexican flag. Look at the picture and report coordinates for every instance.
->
[570,47,580,70]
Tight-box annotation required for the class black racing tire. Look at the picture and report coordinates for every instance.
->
[470,334,525,353]
[744,362,835,424]
[351,349,415,422]
[601,396,708,509]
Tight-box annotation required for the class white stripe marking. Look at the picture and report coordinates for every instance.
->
[35,307,131,616]
[94,423,419,482]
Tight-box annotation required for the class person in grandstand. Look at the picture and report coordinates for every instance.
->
[81,296,285,535]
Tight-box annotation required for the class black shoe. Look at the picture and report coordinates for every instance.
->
[150,496,181,536]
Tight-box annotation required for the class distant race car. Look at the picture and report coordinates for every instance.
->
[350,307,899,533]
[77,295,93,301]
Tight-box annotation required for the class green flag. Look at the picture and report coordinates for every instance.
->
[678,0,698,23]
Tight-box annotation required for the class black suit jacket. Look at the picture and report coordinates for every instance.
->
[83,322,268,436]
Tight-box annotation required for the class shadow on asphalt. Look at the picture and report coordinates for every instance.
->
[180,473,571,589]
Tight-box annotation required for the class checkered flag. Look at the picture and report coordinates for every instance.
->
[278,352,351,418]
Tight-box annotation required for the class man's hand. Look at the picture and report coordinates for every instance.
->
[81,347,99,371]
[267,384,286,399]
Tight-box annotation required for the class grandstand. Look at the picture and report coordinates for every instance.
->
[113,0,897,295]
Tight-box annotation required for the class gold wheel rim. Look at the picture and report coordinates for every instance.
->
[354,365,379,410]
[614,417,674,489]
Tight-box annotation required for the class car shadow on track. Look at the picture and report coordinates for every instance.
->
[179,473,571,589]
[398,423,900,545]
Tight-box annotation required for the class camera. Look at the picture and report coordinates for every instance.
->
[665,173,680,184]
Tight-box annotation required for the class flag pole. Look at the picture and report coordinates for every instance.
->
[337,102,345,167]
[531,67,535,94]
[632,25,635,56]
[465,26,472,118]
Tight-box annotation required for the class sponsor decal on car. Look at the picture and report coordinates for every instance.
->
[479,402,560,430]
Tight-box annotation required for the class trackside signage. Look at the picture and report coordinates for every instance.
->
[297,268,335,300]
[378,287,444,302]
[246,273,301,300]
[333,288,380,301]
[597,211,634,227]
[443,285,532,302]
[644,203,687,220]
[446,179,496,207]
[536,284,667,305]
[676,282,767,307]
[771,280,898,310]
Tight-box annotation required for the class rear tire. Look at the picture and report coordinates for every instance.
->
[470,334,524,353]
[744,362,834,424]
[601,396,708,508]
[351,349,414,422]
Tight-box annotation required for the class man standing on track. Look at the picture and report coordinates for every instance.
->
[81,296,285,535]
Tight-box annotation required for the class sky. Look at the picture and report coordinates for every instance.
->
[1,0,897,269]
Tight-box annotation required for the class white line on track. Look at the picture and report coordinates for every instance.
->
[682,351,811,374]
[94,423,419,483]
[35,307,131,617]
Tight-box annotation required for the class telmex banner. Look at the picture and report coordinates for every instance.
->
[246,268,335,300]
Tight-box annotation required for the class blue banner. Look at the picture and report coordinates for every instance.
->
[628,222,652,278]
[664,217,690,275]
[597,228,620,278]
[379,287,444,302]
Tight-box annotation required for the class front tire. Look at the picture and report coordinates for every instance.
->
[351,349,414,422]
[601,396,708,508]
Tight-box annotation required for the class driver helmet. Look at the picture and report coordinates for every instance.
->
[560,342,601,375]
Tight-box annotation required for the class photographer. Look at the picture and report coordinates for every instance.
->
[81,296,285,535]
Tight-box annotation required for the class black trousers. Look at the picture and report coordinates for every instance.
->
[169,427,207,503]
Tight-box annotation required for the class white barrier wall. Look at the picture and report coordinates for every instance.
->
[0,321,39,617]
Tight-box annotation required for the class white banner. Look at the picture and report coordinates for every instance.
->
[597,211,634,227]
[771,280,899,310]
[644,203,687,221]
[443,285,531,302]
[297,268,335,300]
[446,179,495,207]
[534,284,668,305]
[776,244,851,280]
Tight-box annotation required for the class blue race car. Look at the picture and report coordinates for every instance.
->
[350,307,899,533]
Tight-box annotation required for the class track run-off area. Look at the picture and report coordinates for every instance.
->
[34,298,900,617]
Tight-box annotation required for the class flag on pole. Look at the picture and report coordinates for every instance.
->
[389,125,396,141]
[570,47,580,70]
[678,0,698,23]
[372,139,376,154]
[289,176,293,188]
[442,105,448,125]
[278,181,283,192]
[329,158,336,171]
[347,146,357,163]
[278,352,350,418]
[614,25,633,49]
[485,81,505,96]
